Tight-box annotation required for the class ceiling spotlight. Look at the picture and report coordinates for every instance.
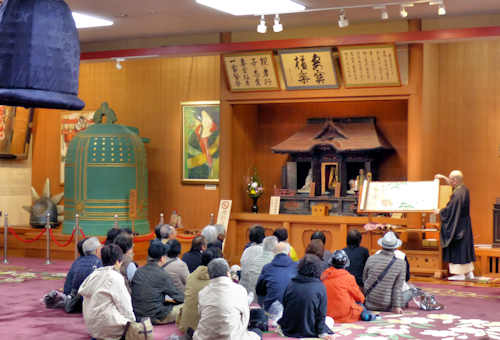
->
[257,15,267,34]
[438,4,446,15]
[273,14,283,32]
[114,58,124,70]
[400,5,408,18]
[381,7,389,20]
[338,10,349,28]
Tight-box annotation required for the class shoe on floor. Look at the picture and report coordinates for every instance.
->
[465,272,475,280]
[448,274,465,281]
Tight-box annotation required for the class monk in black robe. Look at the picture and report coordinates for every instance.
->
[435,170,476,280]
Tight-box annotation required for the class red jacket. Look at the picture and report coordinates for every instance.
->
[321,267,364,323]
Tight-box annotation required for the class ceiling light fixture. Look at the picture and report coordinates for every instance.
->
[114,58,124,70]
[196,0,305,16]
[400,5,408,18]
[257,15,267,33]
[373,5,389,20]
[338,10,349,28]
[273,14,283,32]
[72,12,113,29]
[438,4,446,15]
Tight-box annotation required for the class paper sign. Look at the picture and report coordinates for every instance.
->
[269,196,281,215]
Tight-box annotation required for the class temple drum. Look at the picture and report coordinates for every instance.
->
[63,106,149,235]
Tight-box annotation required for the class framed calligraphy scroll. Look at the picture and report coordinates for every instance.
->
[223,51,280,92]
[278,47,339,90]
[338,44,401,88]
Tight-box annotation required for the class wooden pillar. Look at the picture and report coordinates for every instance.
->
[219,32,232,201]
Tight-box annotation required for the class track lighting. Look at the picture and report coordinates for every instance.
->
[438,4,446,15]
[257,15,267,33]
[400,5,408,18]
[114,58,124,70]
[338,10,349,28]
[273,14,283,32]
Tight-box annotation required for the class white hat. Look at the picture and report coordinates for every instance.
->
[377,232,402,250]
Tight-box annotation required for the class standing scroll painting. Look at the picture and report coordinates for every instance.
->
[279,47,339,90]
[223,52,280,92]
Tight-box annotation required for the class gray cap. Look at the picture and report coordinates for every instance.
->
[82,237,101,254]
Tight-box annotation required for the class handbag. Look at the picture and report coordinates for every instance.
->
[121,318,153,340]
[64,289,83,313]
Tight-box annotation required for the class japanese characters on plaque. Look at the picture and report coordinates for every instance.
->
[223,52,279,91]
[338,44,401,88]
[279,48,339,90]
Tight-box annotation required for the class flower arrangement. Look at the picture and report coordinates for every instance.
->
[246,169,264,198]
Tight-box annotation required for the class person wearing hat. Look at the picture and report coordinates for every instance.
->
[321,250,377,323]
[131,240,184,324]
[363,232,406,314]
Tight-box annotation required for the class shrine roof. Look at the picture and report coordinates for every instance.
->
[271,117,393,154]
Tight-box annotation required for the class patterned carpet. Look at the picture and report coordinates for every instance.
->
[1,258,500,340]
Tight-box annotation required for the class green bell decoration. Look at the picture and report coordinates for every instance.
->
[63,103,150,235]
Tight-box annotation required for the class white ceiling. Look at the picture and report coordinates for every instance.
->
[66,0,500,43]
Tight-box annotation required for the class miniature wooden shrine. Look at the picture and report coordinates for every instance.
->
[271,117,393,215]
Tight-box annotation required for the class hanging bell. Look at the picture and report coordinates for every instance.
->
[0,0,85,110]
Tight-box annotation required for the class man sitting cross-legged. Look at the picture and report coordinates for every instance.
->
[131,240,184,324]
[192,258,262,340]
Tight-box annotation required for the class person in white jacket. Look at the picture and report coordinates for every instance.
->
[79,244,136,340]
[193,258,261,340]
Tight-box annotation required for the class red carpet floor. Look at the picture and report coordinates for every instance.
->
[1,257,500,340]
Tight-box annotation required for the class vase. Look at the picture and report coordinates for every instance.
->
[251,196,259,213]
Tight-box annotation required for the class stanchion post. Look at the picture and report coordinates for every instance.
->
[113,214,119,229]
[45,212,51,265]
[3,212,8,264]
[160,213,164,225]
[74,214,80,259]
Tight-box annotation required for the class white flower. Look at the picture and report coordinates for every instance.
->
[399,317,434,324]
[420,330,459,337]
[450,326,486,336]
[338,330,352,336]
[356,336,388,340]
[428,314,461,321]
[251,182,258,188]
[366,326,410,336]
[457,319,491,328]
[488,327,500,333]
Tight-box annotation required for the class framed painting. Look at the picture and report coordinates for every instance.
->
[60,111,95,184]
[223,51,280,92]
[182,101,220,184]
[278,47,339,90]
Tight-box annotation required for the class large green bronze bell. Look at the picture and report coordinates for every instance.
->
[63,103,150,235]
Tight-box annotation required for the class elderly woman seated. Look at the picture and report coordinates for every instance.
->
[193,258,262,340]
[278,254,334,340]
[79,244,135,340]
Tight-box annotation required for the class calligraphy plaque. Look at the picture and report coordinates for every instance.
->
[279,48,339,90]
[338,44,401,88]
[223,51,280,92]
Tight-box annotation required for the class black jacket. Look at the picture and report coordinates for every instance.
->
[278,274,333,338]
[343,246,370,288]
[182,250,203,273]
[131,261,184,321]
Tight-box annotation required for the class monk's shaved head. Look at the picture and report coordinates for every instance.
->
[449,170,463,187]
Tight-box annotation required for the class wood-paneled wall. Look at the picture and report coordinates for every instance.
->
[421,39,500,244]
[231,101,408,213]
[32,56,221,232]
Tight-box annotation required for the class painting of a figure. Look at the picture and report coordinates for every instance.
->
[182,101,220,183]
[0,106,16,154]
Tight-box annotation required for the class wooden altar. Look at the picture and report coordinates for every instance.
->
[225,213,447,277]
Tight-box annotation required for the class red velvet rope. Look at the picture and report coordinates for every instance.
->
[132,232,155,243]
[79,228,86,238]
[176,234,197,240]
[8,227,46,243]
[50,228,76,247]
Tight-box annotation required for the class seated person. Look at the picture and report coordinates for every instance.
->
[104,228,122,245]
[132,240,184,324]
[113,233,137,292]
[256,242,297,311]
[239,225,265,294]
[241,235,278,301]
[343,229,370,288]
[273,228,298,261]
[193,258,262,340]
[363,232,406,314]
[278,254,334,340]
[63,237,103,311]
[311,231,332,264]
[201,224,225,249]
[182,235,206,273]
[177,247,223,333]
[322,250,376,323]
[306,239,329,272]
[163,239,190,293]
[79,244,135,340]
